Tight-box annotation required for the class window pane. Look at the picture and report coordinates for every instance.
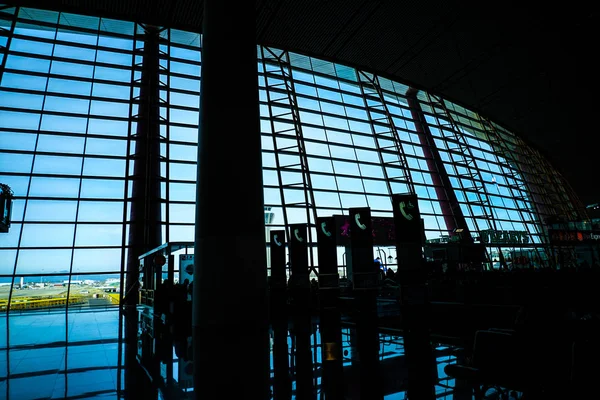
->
[0,153,34,173]
[33,155,83,175]
[75,224,122,247]
[20,224,75,247]
[16,249,72,274]
[72,248,121,273]
[77,201,123,222]
[80,179,125,199]
[29,177,80,197]
[25,200,78,222]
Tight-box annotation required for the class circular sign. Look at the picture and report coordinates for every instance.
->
[154,254,166,267]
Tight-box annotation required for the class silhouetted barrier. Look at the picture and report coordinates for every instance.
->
[316,216,344,400]
[288,223,315,399]
[349,207,383,400]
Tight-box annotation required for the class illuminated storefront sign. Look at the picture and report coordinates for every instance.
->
[479,230,530,244]
[426,230,530,245]
[426,235,460,244]
[548,230,600,244]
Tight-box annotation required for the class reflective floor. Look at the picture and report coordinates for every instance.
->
[0,309,503,400]
[0,310,121,400]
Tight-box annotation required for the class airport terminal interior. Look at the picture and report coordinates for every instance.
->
[0,2,599,399]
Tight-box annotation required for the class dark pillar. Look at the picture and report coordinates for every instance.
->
[316,217,344,400]
[270,230,292,400]
[193,1,269,398]
[289,224,314,400]
[124,25,162,399]
[349,207,382,400]
[406,88,471,242]
[392,194,436,400]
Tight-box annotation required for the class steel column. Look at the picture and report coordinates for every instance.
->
[193,1,269,398]
[123,25,163,399]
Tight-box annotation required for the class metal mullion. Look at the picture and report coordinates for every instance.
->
[19,16,131,39]
[0,9,16,375]
[10,29,133,55]
[156,101,199,113]
[157,137,197,147]
[160,120,197,129]
[0,85,131,105]
[0,148,127,161]
[160,68,201,81]
[168,41,203,54]
[310,103,345,219]
[320,70,369,211]
[164,28,171,244]
[267,128,377,154]
[0,4,16,85]
[0,270,123,280]
[159,199,194,205]
[274,64,376,103]
[63,20,100,366]
[117,23,139,395]
[154,178,195,184]
[3,66,133,88]
[158,85,198,97]
[0,104,130,123]
[11,219,125,225]
[6,48,133,72]
[12,196,126,202]
[264,113,422,151]
[270,141,401,169]
[0,171,127,181]
[6,18,58,320]
[260,78,396,127]
[1,245,126,251]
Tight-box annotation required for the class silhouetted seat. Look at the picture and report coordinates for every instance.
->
[445,329,526,398]
[571,337,600,398]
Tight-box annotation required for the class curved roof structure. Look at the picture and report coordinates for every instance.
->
[6,0,598,205]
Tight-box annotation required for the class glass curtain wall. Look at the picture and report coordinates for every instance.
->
[0,5,584,395]
[0,6,201,398]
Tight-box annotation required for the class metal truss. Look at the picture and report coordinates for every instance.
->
[427,94,497,234]
[117,22,171,393]
[260,46,318,272]
[356,71,415,196]
[477,115,549,264]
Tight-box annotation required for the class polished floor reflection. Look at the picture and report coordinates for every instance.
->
[0,310,121,400]
[0,309,500,399]
[267,324,473,400]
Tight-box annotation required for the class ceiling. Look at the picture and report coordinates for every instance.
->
[6,0,599,206]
